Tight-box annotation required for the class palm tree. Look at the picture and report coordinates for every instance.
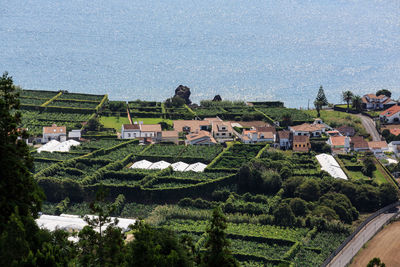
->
[352,95,363,112]
[342,91,354,112]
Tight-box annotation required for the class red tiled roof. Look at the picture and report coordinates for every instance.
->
[278,130,290,139]
[330,136,346,146]
[368,141,388,149]
[43,124,66,134]
[123,124,140,130]
[293,135,309,143]
[380,105,400,117]
[389,129,400,136]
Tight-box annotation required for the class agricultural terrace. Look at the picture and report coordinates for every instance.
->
[18,89,108,136]
[99,116,131,132]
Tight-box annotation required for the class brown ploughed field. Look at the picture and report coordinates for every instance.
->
[350,221,400,267]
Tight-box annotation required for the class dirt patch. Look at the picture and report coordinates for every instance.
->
[350,220,400,267]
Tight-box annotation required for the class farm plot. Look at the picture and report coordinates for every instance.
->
[141,145,186,158]
[20,90,59,99]
[50,100,99,109]
[223,144,265,159]
[96,142,145,161]
[257,107,313,122]
[20,97,47,105]
[58,93,104,101]
[70,139,124,152]
[179,145,223,162]
[36,112,92,122]
[33,151,84,161]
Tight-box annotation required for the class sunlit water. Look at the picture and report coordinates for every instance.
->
[1,0,399,107]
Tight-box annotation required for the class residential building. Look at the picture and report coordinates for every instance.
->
[121,124,162,142]
[289,122,327,137]
[212,121,234,143]
[68,129,81,140]
[326,130,341,137]
[277,130,291,149]
[293,135,310,152]
[43,124,67,143]
[388,141,400,156]
[161,131,179,144]
[380,105,400,124]
[327,136,350,153]
[240,126,276,144]
[185,130,217,145]
[368,141,389,155]
[173,120,211,133]
[389,129,400,136]
[350,136,369,152]
[362,94,396,110]
[336,125,355,137]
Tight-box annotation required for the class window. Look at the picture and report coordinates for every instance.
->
[128,133,131,137]
[222,133,226,136]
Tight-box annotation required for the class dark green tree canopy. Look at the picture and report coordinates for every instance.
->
[376,89,391,98]
[316,85,329,106]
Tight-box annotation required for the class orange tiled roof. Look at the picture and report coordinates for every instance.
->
[368,141,388,149]
[161,131,178,138]
[43,124,66,134]
[389,129,400,136]
[173,120,210,132]
[290,123,325,132]
[330,136,346,146]
[140,124,161,132]
[380,105,400,117]
[293,135,309,143]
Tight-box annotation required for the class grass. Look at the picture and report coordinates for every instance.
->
[372,169,387,184]
[303,110,369,137]
[130,117,173,126]
[100,116,130,131]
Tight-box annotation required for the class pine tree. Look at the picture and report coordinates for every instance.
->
[316,85,328,106]
[201,207,239,267]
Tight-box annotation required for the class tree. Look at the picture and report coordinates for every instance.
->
[342,91,354,112]
[0,72,44,229]
[273,202,295,226]
[86,117,102,131]
[316,85,329,106]
[367,257,386,267]
[314,99,324,118]
[78,187,124,267]
[352,95,363,112]
[126,221,192,267]
[281,113,292,127]
[376,89,391,98]
[378,184,398,206]
[295,179,321,201]
[201,206,238,267]
[362,157,376,177]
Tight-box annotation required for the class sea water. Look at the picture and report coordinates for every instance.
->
[1,0,399,107]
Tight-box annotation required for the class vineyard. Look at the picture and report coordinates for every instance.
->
[18,89,107,136]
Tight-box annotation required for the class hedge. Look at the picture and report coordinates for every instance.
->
[249,101,285,108]
[41,92,62,107]
[96,94,108,113]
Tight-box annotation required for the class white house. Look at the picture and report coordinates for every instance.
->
[241,127,276,144]
[121,123,162,142]
[212,121,234,143]
[380,105,400,124]
[289,122,327,137]
[326,136,351,153]
[68,129,81,140]
[362,94,395,110]
[43,124,67,143]
[388,141,400,156]
[368,141,389,155]
[277,130,291,149]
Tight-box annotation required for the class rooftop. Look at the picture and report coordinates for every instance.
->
[380,105,400,117]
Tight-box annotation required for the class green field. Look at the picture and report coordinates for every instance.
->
[99,116,130,131]
[130,117,173,126]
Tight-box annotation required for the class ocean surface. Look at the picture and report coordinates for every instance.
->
[1,0,399,108]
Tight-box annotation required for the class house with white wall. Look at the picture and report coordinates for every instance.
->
[43,124,67,143]
[380,105,400,124]
[121,123,162,142]
[362,94,395,110]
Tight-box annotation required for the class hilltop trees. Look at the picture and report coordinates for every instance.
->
[342,91,354,112]
[376,89,391,98]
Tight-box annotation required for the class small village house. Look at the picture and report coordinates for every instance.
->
[161,131,179,144]
[388,141,400,157]
[292,135,310,152]
[121,123,162,142]
[380,105,400,124]
[173,120,211,133]
[367,141,389,155]
[336,125,355,137]
[212,121,234,143]
[289,119,329,138]
[68,129,81,140]
[240,126,276,144]
[185,130,217,145]
[277,130,291,149]
[362,94,396,110]
[350,136,369,152]
[326,136,350,154]
[43,124,67,143]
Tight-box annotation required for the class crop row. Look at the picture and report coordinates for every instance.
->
[256,107,313,122]
[49,100,100,108]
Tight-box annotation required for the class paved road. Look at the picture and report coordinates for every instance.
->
[326,206,400,267]
[357,114,381,141]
